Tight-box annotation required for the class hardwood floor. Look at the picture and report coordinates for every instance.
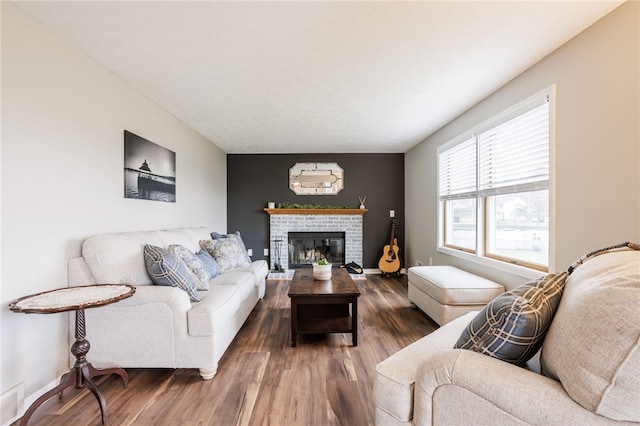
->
[19,274,437,426]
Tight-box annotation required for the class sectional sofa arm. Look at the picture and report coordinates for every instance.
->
[414,350,616,426]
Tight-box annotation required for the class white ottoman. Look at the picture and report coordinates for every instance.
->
[408,266,504,326]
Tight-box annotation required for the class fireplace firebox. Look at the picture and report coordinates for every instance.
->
[288,232,345,268]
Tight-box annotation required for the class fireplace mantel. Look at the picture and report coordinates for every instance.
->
[264,208,367,215]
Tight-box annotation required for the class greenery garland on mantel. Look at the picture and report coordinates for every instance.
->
[274,202,357,209]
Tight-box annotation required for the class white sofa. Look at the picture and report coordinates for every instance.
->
[375,247,640,425]
[68,227,268,380]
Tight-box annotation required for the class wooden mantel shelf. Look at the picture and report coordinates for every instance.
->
[264,208,367,215]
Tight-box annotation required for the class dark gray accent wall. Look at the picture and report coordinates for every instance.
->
[227,154,404,269]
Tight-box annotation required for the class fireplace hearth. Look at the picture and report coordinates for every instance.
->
[288,232,345,268]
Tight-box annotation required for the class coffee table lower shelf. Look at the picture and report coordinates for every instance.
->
[290,300,358,347]
[296,316,353,334]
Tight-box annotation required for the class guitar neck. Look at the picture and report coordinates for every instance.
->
[388,219,398,246]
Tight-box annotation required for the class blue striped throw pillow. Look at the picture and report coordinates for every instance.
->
[143,244,200,302]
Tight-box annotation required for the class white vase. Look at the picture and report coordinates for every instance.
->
[312,263,332,280]
[267,202,275,209]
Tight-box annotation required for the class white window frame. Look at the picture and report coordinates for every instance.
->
[437,86,556,279]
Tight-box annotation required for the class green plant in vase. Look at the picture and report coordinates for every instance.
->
[313,258,332,280]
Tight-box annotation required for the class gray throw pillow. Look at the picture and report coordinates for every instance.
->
[143,244,200,302]
[197,249,221,279]
[454,271,567,364]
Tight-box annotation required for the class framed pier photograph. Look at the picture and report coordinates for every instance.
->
[124,130,176,202]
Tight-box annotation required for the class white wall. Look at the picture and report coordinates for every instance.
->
[1,2,227,403]
[405,2,639,287]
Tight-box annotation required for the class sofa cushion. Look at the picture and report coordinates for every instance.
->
[83,231,163,285]
[170,244,209,291]
[212,231,252,264]
[197,249,221,280]
[187,285,242,336]
[81,227,211,286]
[455,271,567,364]
[228,259,269,284]
[541,249,640,422]
[200,239,250,273]
[158,227,212,253]
[143,244,200,302]
[209,271,256,303]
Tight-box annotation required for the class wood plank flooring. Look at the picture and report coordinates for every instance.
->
[18,274,437,426]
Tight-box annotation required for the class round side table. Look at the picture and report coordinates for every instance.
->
[9,284,136,425]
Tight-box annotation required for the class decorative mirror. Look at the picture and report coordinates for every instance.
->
[289,162,344,195]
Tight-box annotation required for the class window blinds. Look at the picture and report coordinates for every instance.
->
[478,103,549,196]
[438,97,550,200]
[438,137,476,199]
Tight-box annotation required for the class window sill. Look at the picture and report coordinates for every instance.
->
[437,246,546,280]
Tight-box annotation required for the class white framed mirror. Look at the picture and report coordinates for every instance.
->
[289,162,344,195]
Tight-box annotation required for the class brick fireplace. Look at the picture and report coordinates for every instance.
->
[266,208,367,271]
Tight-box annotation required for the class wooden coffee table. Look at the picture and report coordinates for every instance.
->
[288,268,360,347]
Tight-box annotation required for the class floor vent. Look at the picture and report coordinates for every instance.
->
[1,383,24,426]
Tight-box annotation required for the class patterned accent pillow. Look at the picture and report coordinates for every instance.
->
[169,244,209,291]
[143,244,200,302]
[454,272,567,364]
[212,231,252,264]
[196,249,221,279]
[200,238,250,273]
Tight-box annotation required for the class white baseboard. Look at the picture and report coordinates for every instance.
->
[1,378,58,426]
[1,383,23,426]
[363,268,406,275]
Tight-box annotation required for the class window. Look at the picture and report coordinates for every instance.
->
[438,87,554,272]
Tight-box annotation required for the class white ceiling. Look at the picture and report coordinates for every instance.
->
[15,1,624,154]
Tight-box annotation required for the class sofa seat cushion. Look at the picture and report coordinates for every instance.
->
[229,260,269,284]
[209,271,255,303]
[541,249,640,422]
[409,266,504,305]
[374,311,477,422]
[187,285,242,336]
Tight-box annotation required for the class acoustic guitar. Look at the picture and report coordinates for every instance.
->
[378,219,400,275]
